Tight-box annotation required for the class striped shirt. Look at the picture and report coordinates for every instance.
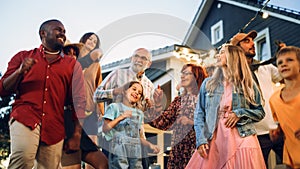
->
[93,67,154,110]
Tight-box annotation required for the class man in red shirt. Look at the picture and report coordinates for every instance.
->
[0,19,86,169]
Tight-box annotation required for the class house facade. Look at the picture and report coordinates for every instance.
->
[184,0,300,61]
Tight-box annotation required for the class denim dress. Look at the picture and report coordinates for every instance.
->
[103,103,144,169]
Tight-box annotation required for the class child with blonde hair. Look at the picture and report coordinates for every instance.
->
[269,46,300,169]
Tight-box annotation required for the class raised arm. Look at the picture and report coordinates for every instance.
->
[77,48,103,69]
[93,70,118,103]
[102,110,132,133]
[1,53,37,94]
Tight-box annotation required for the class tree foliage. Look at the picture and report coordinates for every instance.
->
[0,73,14,161]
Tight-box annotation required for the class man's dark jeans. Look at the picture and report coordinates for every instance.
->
[258,134,284,169]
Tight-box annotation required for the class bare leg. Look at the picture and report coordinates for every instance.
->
[61,164,81,169]
[84,135,108,169]
[83,151,108,169]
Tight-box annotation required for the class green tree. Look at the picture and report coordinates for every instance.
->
[0,72,14,161]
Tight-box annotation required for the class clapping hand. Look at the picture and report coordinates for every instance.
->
[18,58,37,74]
[145,98,154,108]
[90,48,103,61]
[120,110,132,120]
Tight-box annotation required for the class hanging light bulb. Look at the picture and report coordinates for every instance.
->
[197,58,203,65]
[240,0,270,32]
[173,51,180,58]
[182,48,190,55]
[262,11,269,19]
[186,55,191,61]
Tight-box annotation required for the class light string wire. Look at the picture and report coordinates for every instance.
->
[240,0,271,32]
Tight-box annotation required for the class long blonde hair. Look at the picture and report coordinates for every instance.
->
[206,44,257,105]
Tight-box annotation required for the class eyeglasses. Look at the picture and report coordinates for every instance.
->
[181,71,193,76]
[132,54,149,61]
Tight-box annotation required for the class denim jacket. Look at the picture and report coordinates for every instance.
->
[194,78,265,148]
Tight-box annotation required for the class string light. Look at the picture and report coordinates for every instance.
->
[261,11,269,19]
[174,46,202,63]
[174,0,270,65]
[173,51,180,58]
[173,45,218,66]
[182,48,190,55]
[186,56,191,61]
[240,0,271,32]
[194,1,272,63]
[174,1,272,65]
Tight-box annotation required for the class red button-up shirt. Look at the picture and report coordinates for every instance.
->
[0,45,86,145]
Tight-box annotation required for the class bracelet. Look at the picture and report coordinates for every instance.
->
[85,111,93,116]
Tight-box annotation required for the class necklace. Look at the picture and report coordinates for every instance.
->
[44,49,60,55]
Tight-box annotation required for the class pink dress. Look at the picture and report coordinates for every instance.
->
[187,82,266,169]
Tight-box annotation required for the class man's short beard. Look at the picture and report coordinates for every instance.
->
[131,65,144,73]
[245,53,255,58]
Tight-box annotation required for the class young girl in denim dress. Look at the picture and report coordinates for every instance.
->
[102,81,159,169]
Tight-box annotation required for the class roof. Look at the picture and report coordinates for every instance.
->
[102,44,188,72]
[146,68,174,82]
[183,0,300,45]
[101,44,177,71]
[237,0,300,19]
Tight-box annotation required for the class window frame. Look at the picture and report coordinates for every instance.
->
[254,27,271,61]
[210,20,224,45]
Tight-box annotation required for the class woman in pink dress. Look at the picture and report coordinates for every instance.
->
[187,44,266,169]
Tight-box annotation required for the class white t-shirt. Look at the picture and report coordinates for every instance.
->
[254,63,282,135]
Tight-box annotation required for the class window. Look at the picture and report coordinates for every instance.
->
[211,20,223,45]
[257,38,268,61]
[254,28,271,61]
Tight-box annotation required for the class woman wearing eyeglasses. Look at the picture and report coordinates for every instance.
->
[149,63,207,169]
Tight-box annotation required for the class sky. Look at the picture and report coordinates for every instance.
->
[0,0,202,73]
[0,0,299,74]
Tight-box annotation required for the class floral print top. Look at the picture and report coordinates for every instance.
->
[149,94,198,169]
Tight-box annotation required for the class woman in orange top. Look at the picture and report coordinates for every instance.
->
[269,46,300,169]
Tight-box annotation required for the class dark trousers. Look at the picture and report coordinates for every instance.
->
[141,145,150,169]
[258,134,284,169]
